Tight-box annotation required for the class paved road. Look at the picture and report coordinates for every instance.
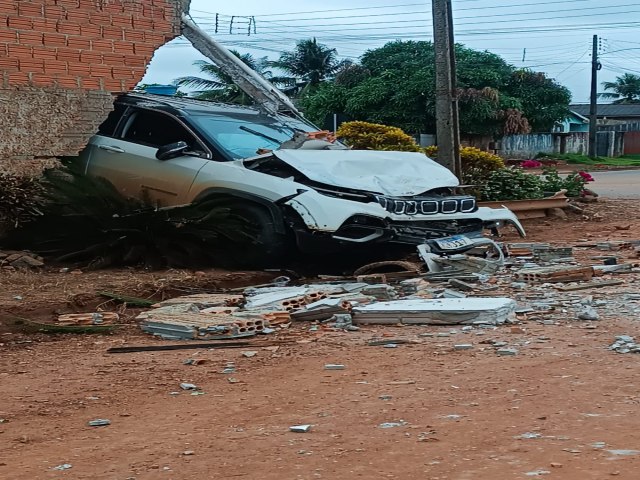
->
[590,170,640,199]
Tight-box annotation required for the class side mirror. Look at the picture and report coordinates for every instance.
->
[156,141,188,161]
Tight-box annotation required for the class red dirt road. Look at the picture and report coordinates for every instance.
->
[2,198,640,480]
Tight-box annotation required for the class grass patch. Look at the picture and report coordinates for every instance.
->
[536,153,640,167]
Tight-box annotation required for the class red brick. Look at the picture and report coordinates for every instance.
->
[31,73,56,87]
[67,62,90,76]
[19,57,45,73]
[0,55,19,71]
[112,65,135,78]
[143,4,164,18]
[17,1,43,17]
[0,1,18,15]
[67,36,90,50]
[65,9,90,24]
[43,32,68,47]
[57,21,82,36]
[88,11,110,26]
[56,47,81,62]
[125,2,144,14]
[8,44,32,59]
[113,40,135,54]
[8,72,30,85]
[143,32,164,46]
[90,64,112,78]
[43,4,65,20]
[133,43,156,57]
[81,50,103,63]
[103,2,124,14]
[133,16,153,30]
[54,75,81,89]
[102,25,124,41]
[7,16,32,29]
[123,30,144,42]
[77,0,98,9]
[0,29,17,43]
[131,66,147,78]
[58,0,80,7]
[80,76,103,90]
[80,24,102,38]
[17,30,43,46]
[91,39,114,53]
[44,60,68,75]
[123,54,147,68]
[32,46,57,61]
[110,13,133,28]
[103,52,125,64]
[103,77,125,92]
[163,4,176,21]
[32,17,59,33]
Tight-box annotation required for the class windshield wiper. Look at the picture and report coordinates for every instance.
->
[239,126,281,144]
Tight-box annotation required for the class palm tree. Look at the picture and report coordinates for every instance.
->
[174,51,282,104]
[270,38,349,93]
[599,73,640,104]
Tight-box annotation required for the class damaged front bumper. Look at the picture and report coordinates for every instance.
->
[284,190,526,251]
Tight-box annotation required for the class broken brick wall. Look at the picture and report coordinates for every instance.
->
[0,0,190,175]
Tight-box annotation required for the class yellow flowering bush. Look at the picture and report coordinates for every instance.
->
[423,146,505,172]
[336,121,422,152]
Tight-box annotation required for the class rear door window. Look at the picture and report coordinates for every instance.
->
[121,109,201,151]
[97,103,127,137]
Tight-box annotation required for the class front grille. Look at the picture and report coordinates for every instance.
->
[376,195,477,216]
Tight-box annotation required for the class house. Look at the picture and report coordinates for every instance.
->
[554,110,589,133]
[570,104,640,125]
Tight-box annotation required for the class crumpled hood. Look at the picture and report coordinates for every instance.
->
[272,149,459,196]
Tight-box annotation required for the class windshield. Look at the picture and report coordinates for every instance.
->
[190,113,317,160]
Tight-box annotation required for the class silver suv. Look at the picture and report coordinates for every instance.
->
[78,93,524,263]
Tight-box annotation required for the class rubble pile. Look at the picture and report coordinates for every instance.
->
[0,250,44,270]
[135,237,640,342]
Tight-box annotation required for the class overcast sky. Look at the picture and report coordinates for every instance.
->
[142,0,640,104]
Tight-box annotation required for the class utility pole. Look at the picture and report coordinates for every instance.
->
[588,34,600,158]
[432,0,461,178]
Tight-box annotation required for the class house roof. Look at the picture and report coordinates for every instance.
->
[570,104,640,118]
[568,110,589,123]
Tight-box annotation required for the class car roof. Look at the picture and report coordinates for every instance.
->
[117,92,265,117]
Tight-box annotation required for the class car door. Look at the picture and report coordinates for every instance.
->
[86,107,210,207]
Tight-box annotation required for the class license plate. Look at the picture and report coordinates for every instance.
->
[434,235,473,250]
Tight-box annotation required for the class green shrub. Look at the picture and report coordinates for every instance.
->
[481,167,544,201]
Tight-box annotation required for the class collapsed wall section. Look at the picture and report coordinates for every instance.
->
[0,0,190,172]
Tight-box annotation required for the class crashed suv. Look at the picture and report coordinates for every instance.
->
[78,93,524,262]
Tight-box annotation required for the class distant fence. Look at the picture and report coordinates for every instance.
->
[501,133,585,158]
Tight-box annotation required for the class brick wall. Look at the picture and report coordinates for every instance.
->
[0,0,190,170]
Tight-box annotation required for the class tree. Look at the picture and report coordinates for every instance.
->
[173,51,284,104]
[599,73,640,104]
[270,38,348,92]
[300,41,570,136]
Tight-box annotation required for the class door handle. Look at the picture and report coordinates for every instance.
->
[98,145,125,153]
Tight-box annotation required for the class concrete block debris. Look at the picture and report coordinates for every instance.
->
[356,273,387,284]
[577,306,600,321]
[532,246,573,262]
[242,351,258,358]
[507,243,550,256]
[152,293,243,309]
[513,265,594,284]
[88,419,111,427]
[497,348,519,356]
[289,424,312,433]
[379,421,408,429]
[609,335,640,353]
[454,344,473,350]
[179,383,198,390]
[352,298,517,326]
[324,364,346,370]
[57,312,119,326]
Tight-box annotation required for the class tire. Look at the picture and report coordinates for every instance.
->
[226,203,291,268]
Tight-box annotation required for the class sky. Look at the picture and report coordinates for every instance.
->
[141,0,640,104]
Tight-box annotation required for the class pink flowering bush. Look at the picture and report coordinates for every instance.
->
[541,167,594,197]
[521,160,542,169]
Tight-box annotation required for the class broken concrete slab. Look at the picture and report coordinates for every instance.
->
[513,265,594,283]
[352,298,517,326]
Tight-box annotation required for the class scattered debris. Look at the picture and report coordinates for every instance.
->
[577,306,600,321]
[513,265,594,283]
[515,432,542,439]
[555,280,624,292]
[525,470,551,476]
[497,348,519,356]
[98,291,155,307]
[324,364,346,370]
[179,383,198,391]
[0,250,44,269]
[379,421,408,429]
[107,342,253,354]
[242,351,258,358]
[52,464,73,471]
[609,335,640,354]
[289,424,312,433]
[87,419,111,427]
[57,312,119,326]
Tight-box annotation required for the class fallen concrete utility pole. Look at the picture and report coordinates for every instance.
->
[181,14,300,117]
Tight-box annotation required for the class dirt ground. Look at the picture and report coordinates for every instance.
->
[2,198,640,480]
